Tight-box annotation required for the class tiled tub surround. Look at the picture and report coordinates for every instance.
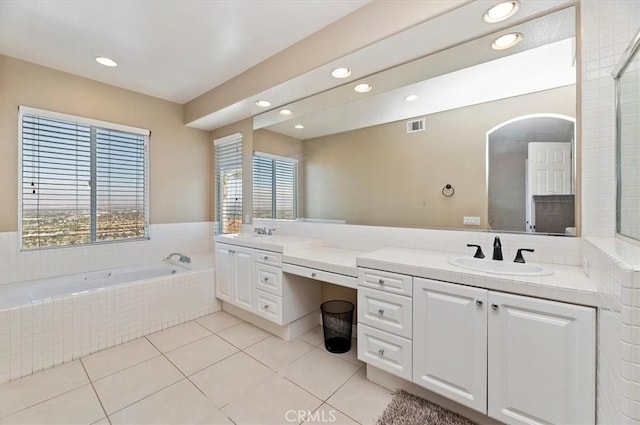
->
[0,221,213,285]
[0,254,219,384]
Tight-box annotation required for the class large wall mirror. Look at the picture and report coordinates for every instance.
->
[254,5,577,236]
[614,28,640,242]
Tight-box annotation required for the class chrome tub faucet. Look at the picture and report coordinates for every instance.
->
[166,253,191,263]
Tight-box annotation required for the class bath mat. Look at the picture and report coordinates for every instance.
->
[377,390,476,425]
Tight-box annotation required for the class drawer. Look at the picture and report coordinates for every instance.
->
[358,268,413,297]
[283,263,357,289]
[255,263,283,296]
[254,290,282,324]
[255,250,282,267]
[358,287,412,339]
[358,324,412,381]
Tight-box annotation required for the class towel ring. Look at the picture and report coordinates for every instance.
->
[442,184,455,197]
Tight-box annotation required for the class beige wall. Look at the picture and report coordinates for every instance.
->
[0,56,211,232]
[303,85,576,229]
[210,119,254,225]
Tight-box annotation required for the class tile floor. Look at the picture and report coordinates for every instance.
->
[0,311,394,425]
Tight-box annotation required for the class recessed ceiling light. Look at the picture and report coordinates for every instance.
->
[405,94,420,102]
[483,1,519,23]
[95,56,118,67]
[354,83,372,93]
[294,124,304,129]
[279,109,293,116]
[255,100,271,108]
[491,32,522,50]
[331,67,351,79]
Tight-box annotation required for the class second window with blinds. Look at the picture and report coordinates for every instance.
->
[253,153,297,220]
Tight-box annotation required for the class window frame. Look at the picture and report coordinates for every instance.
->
[252,151,298,220]
[18,106,150,251]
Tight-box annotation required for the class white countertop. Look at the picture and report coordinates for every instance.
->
[283,247,364,277]
[358,247,597,306]
[214,234,598,306]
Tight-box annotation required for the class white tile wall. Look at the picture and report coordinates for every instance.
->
[0,268,219,384]
[0,222,213,285]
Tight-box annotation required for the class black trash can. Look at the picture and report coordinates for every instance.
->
[321,300,354,354]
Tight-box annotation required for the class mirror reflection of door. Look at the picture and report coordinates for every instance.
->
[487,114,575,235]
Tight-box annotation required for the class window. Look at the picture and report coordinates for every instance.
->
[253,152,297,220]
[20,107,149,250]
[214,133,243,234]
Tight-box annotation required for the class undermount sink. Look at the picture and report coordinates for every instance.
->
[229,233,269,239]
[449,257,553,276]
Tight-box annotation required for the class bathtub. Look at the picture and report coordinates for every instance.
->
[0,257,219,383]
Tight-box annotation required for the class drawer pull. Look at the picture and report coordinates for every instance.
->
[263,256,269,260]
[378,348,384,356]
[311,272,317,278]
[378,279,385,285]
[476,300,483,307]
[491,303,499,311]
[263,277,269,282]
[378,308,385,315]
[264,304,269,309]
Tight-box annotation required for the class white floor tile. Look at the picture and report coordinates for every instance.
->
[303,403,358,425]
[1,384,104,425]
[223,375,322,425]
[165,334,238,376]
[245,335,314,371]
[90,419,109,425]
[190,352,274,408]
[196,311,242,333]
[216,322,270,349]
[327,368,393,425]
[93,355,183,414]
[109,379,232,425]
[280,348,360,400]
[146,321,211,353]
[82,338,160,381]
[0,360,89,418]
[297,326,324,346]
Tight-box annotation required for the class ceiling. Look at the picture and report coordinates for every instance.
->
[489,116,576,155]
[0,0,368,104]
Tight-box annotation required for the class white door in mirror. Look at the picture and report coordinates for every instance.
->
[449,257,553,276]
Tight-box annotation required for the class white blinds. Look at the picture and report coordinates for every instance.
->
[21,112,148,249]
[252,153,297,220]
[215,135,243,234]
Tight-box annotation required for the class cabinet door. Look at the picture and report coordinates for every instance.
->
[488,292,595,425]
[233,247,255,311]
[214,244,233,303]
[413,278,488,413]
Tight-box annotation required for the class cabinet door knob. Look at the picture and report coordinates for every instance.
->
[476,300,483,307]
[378,279,385,285]
[264,304,269,309]
[378,308,385,315]
[311,272,317,278]
[378,348,384,356]
[263,277,269,282]
[491,303,499,311]
[263,256,268,260]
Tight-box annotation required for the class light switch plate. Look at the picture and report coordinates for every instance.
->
[463,216,481,226]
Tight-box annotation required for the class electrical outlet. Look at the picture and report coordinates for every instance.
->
[463,216,481,226]
[582,257,590,277]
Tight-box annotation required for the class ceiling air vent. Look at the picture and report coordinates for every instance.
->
[406,118,425,134]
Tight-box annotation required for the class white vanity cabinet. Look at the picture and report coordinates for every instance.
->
[215,243,255,311]
[357,268,413,381]
[215,242,320,327]
[411,278,595,424]
[412,278,488,413]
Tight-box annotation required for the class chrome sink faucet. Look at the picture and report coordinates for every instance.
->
[492,236,503,261]
[254,227,276,235]
[166,253,191,263]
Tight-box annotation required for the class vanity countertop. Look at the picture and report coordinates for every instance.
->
[358,247,597,307]
[282,246,365,277]
[214,234,319,253]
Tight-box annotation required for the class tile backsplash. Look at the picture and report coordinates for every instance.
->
[0,222,213,285]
